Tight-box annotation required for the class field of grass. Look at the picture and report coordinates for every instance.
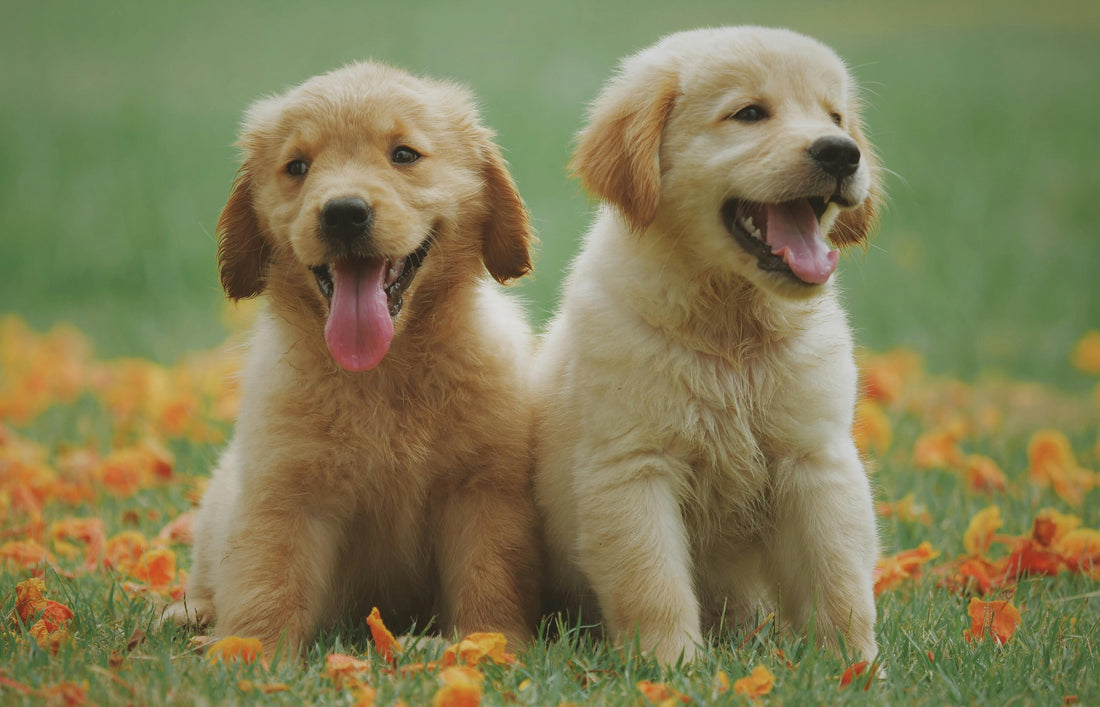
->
[2,1,1099,704]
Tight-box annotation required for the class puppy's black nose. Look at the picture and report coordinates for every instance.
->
[321,197,373,245]
[809,136,861,179]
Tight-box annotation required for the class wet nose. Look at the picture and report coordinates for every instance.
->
[809,136,861,179]
[320,197,373,245]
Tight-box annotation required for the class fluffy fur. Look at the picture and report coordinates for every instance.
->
[534,27,882,664]
[163,61,541,652]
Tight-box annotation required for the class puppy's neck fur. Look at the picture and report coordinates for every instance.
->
[593,210,832,364]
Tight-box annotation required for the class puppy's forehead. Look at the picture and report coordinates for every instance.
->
[651,28,852,106]
[243,62,476,149]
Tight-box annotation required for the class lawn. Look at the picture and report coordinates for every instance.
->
[2,1,1099,704]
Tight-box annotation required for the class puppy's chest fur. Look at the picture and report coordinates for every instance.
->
[670,341,793,546]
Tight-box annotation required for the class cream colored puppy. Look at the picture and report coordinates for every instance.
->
[163,61,540,652]
[535,27,882,664]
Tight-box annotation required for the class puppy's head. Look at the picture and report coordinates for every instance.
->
[572,27,881,299]
[217,61,532,371]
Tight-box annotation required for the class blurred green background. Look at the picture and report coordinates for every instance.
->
[2,0,1098,388]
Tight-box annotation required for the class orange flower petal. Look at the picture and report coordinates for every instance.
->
[732,665,775,699]
[50,517,106,570]
[839,661,868,690]
[876,494,931,525]
[104,531,148,572]
[1027,430,1085,504]
[873,541,940,596]
[1071,330,1100,374]
[963,506,1003,556]
[14,576,48,622]
[852,400,892,455]
[1031,509,1082,547]
[636,680,689,704]
[913,428,965,470]
[963,598,1021,645]
[432,667,484,707]
[431,682,481,707]
[860,349,921,403]
[205,636,264,665]
[129,548,177,588]
[1056,528,1100,573]
[29,618,72,654]
[964,455,1007,494]
[1,539,55,568]
[440,632,514,667]
[366,607,402,662]
[157,511,195,545]
[1003,538,1063,579]
[325,653,372,689]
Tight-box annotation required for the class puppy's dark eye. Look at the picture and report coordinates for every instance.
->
[286,159,310,177]
[391,146,421,165]
[830,112,843,127]
[730,105,769,122]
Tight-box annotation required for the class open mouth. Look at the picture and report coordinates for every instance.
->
[310,238,431,316]
[721,196,842,286]
[308,237,432,372]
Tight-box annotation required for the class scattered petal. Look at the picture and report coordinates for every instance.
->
[636,679,690,704]
[853,400,892,455]
[433,666,483,707]
[963,506,1003,556]
[963,455,1007,494]
[839,661,868,690]
[441,632,514,667]
[1071,330,1100,374]
[732,665,775,699]
[366,607,402,663]
[325,653,372,689]
[205,636,264,665]
[963,598,1021,645]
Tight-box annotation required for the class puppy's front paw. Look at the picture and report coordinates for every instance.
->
[652,634,698,665]
[161,598,215,628]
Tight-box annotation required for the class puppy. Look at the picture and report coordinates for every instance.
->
[534,27,882,664]
[163,61,541,652]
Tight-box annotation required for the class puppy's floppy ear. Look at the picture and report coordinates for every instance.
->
[478,138,534,284]
[830,118,882,248]
[570,64,679,232]
[217,168,271,299]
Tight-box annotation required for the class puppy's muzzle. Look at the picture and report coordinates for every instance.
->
[321,197,374,251]
[809,136,861,179]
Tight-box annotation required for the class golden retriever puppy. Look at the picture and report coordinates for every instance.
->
[163,61,541,653]
[534,27,882,664]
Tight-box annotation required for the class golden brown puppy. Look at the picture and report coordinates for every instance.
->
[163,61,540,653]
[535,27,882,664]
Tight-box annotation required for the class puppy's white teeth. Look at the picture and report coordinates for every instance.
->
[386,258,405,286]
[738,215,764,241]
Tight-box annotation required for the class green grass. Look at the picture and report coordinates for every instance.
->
[1,377,1099,705]
[2,1,1100,704]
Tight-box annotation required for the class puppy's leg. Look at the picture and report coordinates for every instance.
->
[768,444,878,660]
[435,472,540,647]
[163,450,241,629]
[212,494,343,656]
[576,457,701,664]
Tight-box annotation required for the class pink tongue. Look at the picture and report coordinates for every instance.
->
[324,258,393,371]
[765,200,839,285]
